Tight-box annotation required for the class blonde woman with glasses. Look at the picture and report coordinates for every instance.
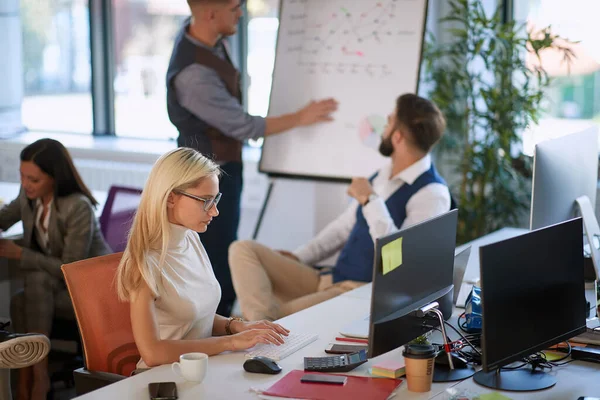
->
[116,148,288,368]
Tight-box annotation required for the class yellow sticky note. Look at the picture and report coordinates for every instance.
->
[382,237,403,275]
[478,393,513,400]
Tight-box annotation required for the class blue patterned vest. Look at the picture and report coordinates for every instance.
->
[333,164,448,283]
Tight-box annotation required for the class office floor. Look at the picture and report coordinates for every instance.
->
[8,373,77,400]
[49,384,76,400]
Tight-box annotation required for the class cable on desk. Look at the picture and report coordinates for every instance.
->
[443,320,482,356]
[500,341,573,372]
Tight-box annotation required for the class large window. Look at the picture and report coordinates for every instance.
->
[112,0,186,139]
[21,0,585,144]
[246,0,279,118]
[244,0,279,147]
[21,0,93,134]
[515,0,600,146]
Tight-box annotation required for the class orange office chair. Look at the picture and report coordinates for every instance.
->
[61,252,140,395]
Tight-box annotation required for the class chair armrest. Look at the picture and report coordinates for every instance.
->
[73,367,127,396]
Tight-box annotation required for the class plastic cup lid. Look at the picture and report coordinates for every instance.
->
[402,344,437,359]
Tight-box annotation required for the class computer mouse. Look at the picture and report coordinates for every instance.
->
[435,352,469,368]
[243,356,282,375]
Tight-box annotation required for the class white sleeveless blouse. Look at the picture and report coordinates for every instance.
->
[137,223,221,368]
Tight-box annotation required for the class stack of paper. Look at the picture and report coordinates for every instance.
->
[371,359,405,378]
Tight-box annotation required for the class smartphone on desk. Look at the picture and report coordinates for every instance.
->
[148,382,178,400]
[325,343,368,354]
[301,374,347,385]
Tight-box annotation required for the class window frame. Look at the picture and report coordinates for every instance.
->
[85,0,249,137]
[90,0,116,136]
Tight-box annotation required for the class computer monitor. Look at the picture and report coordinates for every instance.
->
[452,246,471,305]
[530,127,598,231]
[474,218,587,392]
[530,126,600,312]
[368,209,458,358]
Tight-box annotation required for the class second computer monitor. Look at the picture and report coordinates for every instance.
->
[530,126,598,231]
[368,209,458,358]
[475,217,587,391]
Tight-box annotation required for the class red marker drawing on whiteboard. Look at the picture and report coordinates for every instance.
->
[342,46,365,57]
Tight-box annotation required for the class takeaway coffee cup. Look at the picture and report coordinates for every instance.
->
[172,352,208,383]
[402,344,436,392]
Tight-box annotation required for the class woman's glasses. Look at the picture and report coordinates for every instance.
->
[174,190,222,212]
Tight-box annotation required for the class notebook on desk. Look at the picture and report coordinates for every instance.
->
[339,314,369,339]
[262,369,401,400]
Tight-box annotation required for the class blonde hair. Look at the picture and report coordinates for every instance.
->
[116,148,220,301]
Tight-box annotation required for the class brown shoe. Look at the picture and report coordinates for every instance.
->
[0,322,50,369]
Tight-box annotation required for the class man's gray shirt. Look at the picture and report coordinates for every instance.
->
[173,33,265,141]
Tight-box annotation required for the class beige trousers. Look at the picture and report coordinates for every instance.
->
[229,240,365,321]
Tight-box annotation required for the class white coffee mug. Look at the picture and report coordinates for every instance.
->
[172,353,208,383]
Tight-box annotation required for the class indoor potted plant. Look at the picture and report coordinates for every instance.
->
[423,0,574,243]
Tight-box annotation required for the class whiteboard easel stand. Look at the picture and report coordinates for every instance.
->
[252,177,276,240]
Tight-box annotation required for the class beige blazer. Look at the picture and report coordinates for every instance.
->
[0,188,111,279]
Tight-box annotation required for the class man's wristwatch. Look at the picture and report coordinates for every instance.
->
[225,317,244,335]
[363,193,378,206]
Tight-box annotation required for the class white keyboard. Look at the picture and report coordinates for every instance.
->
[245,332,318,361]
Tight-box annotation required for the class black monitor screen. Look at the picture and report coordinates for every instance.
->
[368,210,458,357]
[371,210,457,322]
[479,218,587,372]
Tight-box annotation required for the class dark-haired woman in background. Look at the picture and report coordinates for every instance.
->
[0,139,110,400]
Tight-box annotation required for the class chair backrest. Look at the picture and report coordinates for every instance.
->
[62,253,140,377]
[99,186,143,253]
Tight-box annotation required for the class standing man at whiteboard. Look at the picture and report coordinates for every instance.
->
[166,0,338,316]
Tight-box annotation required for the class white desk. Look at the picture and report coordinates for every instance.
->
[0,182,107,239]
[436,361,600,399]
[73,280,600,400]
[74,290,462,400]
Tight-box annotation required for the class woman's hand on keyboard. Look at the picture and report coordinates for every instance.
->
[232,319,290,337]
[230,329,286,351]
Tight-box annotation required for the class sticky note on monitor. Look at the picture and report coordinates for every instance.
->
[382,237,403,275]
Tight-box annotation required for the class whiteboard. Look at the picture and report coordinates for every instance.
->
[260,0,428,181]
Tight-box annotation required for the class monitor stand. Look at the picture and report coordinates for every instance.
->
[416,302,476,382]
[433,355,476,382]
[585,281,599,321]
[473,368,556,391]
[576,196,600,319]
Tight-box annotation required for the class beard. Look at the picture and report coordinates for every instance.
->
[378,135,394,157]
